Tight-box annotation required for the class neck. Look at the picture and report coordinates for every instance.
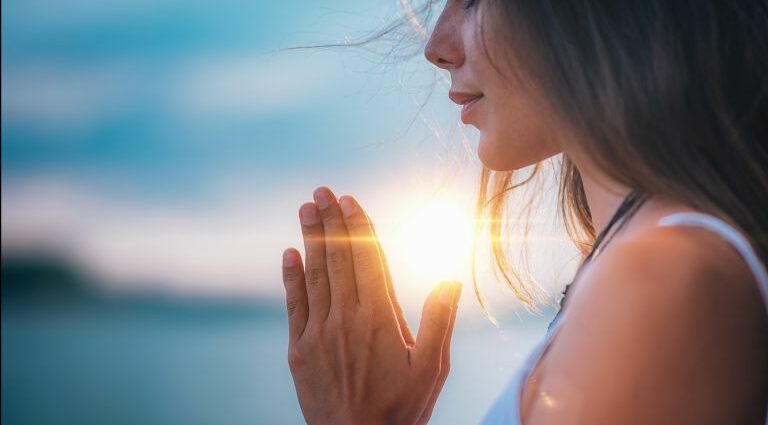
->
[577,162,632,236]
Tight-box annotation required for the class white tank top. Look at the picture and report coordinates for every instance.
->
[480,212,768,425]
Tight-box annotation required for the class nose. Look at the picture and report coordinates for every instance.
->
[423,12,464,70]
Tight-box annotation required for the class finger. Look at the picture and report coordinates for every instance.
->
[416,293,458,425]
[299,202,331,324]
[282,248,308,344]
[413,282,458,370]
[338,196,391,311]
[313,187,358,310]
[439,282,460,376]
[433,282,460,391]
[367,213,415,345]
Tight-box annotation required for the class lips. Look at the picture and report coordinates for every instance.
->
[448,91,484,106]
[449,91,484,124]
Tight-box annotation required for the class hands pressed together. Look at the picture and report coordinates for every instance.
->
[281,186,462,425]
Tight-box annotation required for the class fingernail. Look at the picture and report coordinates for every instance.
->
[339,196,356,217]
[299,203,319,226]
[313,187,333,210]
[283,249,299,267]
[439,283,454,306]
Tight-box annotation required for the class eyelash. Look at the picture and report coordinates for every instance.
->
[461,0,477,9]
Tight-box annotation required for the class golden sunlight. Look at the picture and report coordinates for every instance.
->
[381,192,477,290]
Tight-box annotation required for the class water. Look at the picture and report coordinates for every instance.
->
[2,298,550,425]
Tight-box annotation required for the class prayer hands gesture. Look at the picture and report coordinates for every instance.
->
[281,186,461,425]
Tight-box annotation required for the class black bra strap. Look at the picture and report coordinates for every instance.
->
[546,190,648,332]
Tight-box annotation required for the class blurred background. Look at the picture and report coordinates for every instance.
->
[1,0,580,423]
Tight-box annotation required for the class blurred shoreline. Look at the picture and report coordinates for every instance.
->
[2,253,554,425]
[2,252,558,326]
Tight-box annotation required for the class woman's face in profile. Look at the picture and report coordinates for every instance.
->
[424,0,562,170]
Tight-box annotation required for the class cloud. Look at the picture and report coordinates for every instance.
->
[172,53,342,120]
[1,63,147,136]
[1,52,342,139]
[1,176,302,299]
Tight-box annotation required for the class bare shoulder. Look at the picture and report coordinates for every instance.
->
[528,225,768,425]
[576,223,764,315]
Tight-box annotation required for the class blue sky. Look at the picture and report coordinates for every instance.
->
[1,0,577,317]
[2,0,433,189]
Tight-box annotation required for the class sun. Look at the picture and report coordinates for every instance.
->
[380,192,477,290]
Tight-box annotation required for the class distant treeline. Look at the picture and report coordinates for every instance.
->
[1,254,95,300]
[1,253,285,320]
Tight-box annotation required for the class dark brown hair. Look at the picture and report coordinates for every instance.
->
[471,0,768,317]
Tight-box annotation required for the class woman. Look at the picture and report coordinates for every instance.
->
[281,0,768,424]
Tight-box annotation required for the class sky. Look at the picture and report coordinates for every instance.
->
[1,0,580,316]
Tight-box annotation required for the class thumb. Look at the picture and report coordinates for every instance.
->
[414,281,460,368]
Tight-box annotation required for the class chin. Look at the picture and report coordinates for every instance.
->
[477,135,527,171]
[477,133,561,171]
